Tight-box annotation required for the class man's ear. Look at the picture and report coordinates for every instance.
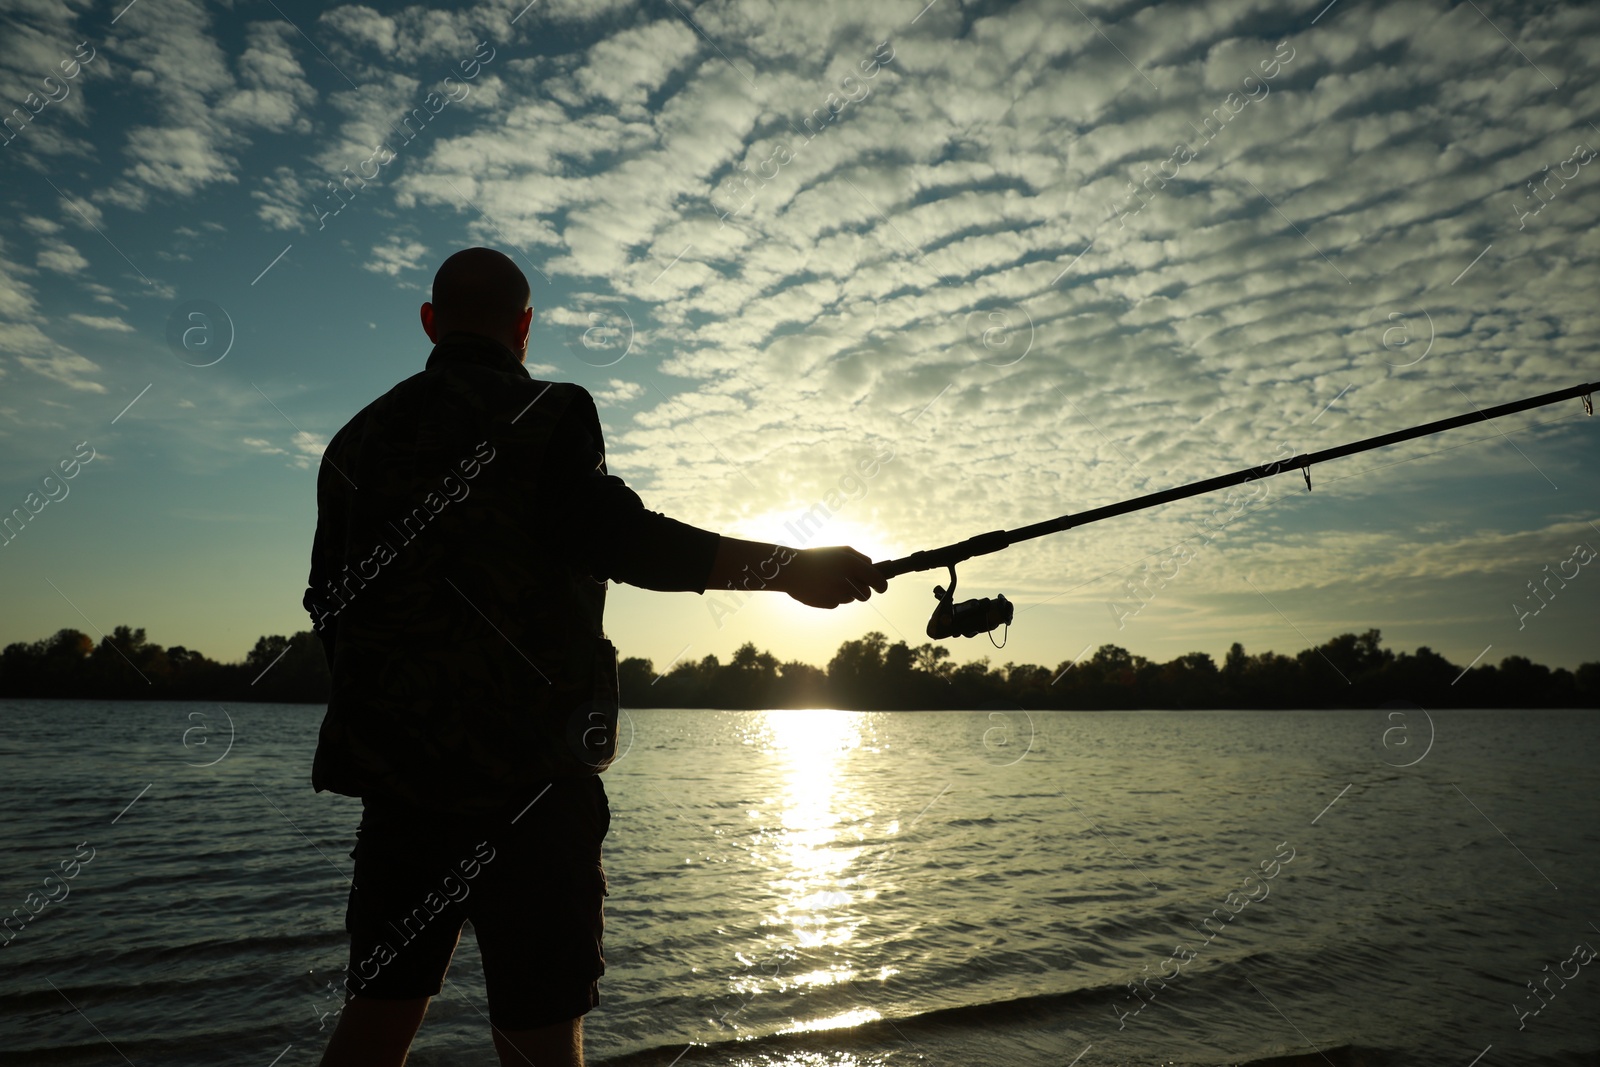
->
[514,305,533,355]
[420,302,438,343]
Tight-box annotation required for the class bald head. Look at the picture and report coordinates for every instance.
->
[420,247,533,358]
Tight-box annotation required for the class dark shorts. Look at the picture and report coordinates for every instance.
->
[342,776,611,1030]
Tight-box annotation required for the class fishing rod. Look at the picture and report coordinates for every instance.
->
[878,379,1598,640]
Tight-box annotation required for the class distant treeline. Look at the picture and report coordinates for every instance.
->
[0,628,330,703]
[2,625,1596,709]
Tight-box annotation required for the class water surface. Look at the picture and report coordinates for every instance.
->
[2,702,1596,1066]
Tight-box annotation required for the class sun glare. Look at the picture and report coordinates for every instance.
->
[726,509,899,564]
[713,509,902,633]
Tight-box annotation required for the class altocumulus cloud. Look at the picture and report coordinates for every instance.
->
[0,0,1596,670]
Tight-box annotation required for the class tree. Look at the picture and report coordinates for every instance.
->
[1497,655,1552,706]
[46,628,94,660]
[724,642,779,707]
[912,642,951,678]
[827,631,889,707]
[246,635,292,677]
[1312,630,1392,686]
[1159,652,1219,707]
[776,660,827,708]
[732,641,779,674]
[89,626,163,695]
[618,657,655,705]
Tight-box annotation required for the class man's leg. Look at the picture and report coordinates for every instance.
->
[492,1015,583,1067]
[317,995,432,1067]
[475,781,607,1067]
[330,798,470,1067]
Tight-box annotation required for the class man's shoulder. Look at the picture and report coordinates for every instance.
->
[373,365,589,421]
[325,364,596,462]
[525,377,597,422]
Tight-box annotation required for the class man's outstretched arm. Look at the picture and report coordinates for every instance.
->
[545,393,889,606]
[705,537,887,609]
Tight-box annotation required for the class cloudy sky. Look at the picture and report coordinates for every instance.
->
[1,0,1597,681]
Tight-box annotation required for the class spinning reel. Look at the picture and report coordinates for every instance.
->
[925,564,1012,644]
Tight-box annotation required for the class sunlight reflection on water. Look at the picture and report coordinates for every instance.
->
[724,1055,891,1067]
[744,710,890,1027]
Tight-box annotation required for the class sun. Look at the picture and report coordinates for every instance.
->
[724,508,900,568]
[710,508,903,629]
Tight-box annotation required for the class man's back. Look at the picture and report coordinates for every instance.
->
[307,332,629,814]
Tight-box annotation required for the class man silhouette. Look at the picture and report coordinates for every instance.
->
[305,247,887,1066]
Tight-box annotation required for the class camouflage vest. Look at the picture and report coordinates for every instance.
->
[308,336,618,815]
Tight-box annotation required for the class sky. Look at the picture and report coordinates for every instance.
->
[1,0,1597,682]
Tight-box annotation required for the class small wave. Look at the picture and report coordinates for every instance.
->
[596,983,1158,1066]
[1236,1046,1394,1067]
[595,979,1420,1067]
